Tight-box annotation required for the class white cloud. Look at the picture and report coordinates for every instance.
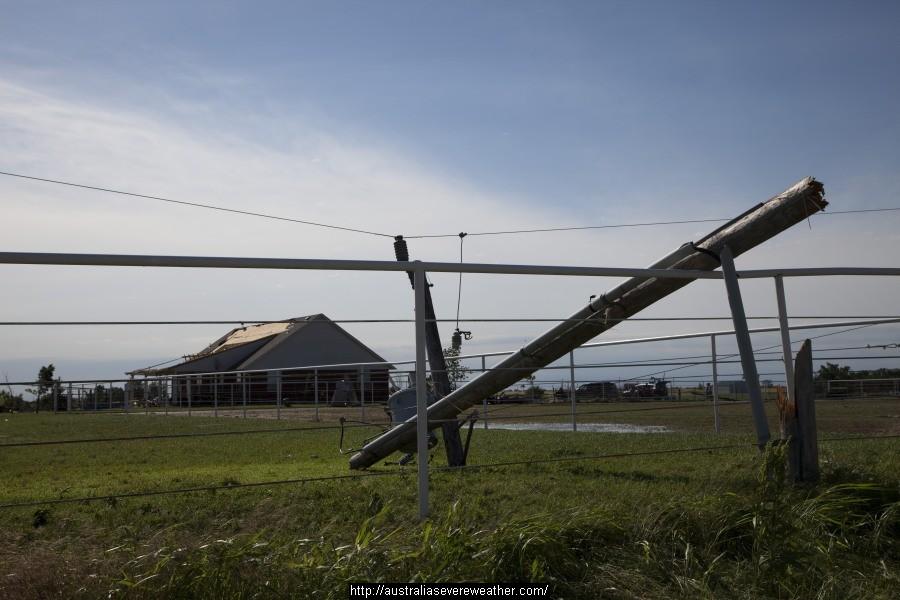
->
[1,75,898,384]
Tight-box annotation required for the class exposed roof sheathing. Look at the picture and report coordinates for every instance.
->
[197,322,292,357]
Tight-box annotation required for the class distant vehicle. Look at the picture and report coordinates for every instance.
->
[575,382,619,402]
[622,379,669,400]
[489,391,534,404]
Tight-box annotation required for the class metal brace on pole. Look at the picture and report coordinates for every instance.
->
[356,367,366,423]
[276,370,282,420]
[314,369,320,421]
[569,351,577,432]
[720,245,770,448]
[711,335,721,434]
[774,275,795,406]
[481,356,488,430]
[414,264,430,521]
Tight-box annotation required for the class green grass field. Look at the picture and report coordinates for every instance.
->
[1,400,898,598]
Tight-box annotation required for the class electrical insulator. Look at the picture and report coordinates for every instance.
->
[393,235,409,262]
[393,235,415,288]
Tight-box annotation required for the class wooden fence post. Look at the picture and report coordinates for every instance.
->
[795,339,819,482]
[778,339,819,482]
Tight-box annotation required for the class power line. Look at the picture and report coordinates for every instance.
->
[0,170,394,238]
[818,208,900,216]
[5,170,900,242]
[404,208,900,239]
[406,218,732,238]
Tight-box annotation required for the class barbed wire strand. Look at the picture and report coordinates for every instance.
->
[6,394,898,449]
[2,433,897,510]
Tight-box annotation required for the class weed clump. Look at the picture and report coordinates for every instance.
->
[31,509,50,529]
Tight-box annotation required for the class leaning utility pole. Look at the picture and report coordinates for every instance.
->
[394,236,467,466]
[350,177,827,469]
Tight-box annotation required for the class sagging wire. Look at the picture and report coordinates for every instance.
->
[338,416,390,455]
[452,232,472,352]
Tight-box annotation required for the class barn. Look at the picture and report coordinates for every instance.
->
[129,314,394,407]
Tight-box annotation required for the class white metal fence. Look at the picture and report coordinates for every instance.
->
[2,250,900,518]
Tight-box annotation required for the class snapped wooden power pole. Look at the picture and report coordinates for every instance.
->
[394,236,467,467]
[351,177,827,470]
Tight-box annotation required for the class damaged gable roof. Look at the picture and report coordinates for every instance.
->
[129,314,391,375]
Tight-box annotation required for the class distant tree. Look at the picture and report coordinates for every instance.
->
[25,364,61,411]
[0,389,27,412]
[816,362,852,381]
[524,374,544,401]
[442,345,471,391]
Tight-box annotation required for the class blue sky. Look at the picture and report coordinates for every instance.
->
[1,1,900,385]
[7,1,900,210]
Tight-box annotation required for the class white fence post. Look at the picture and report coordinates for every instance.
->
[414,264,429,521]
[720,245,770,448]
[774,275,795,407]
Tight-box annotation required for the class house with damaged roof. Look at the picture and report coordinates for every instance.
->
[129,314,394,407]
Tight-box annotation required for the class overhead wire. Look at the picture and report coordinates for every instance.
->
[404,208,900,239]
[4,169,900,242]
[0,170,394,238]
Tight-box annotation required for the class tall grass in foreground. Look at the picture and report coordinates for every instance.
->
[107,448,899,600]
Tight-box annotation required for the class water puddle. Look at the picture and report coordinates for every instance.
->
[488,422,670,434]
